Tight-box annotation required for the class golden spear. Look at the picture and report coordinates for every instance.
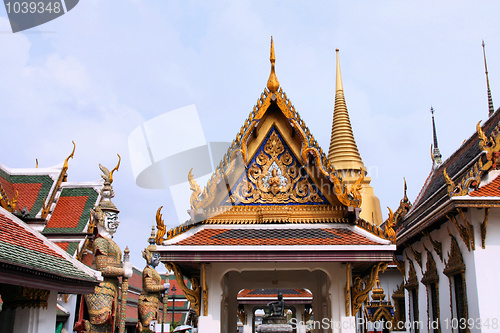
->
[119,246,130,333]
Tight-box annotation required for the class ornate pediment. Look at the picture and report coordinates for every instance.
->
[225,127,328,206]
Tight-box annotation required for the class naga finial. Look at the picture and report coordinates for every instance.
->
[266,37,280,93]
[155,206,166,245]
[63,141,76,170]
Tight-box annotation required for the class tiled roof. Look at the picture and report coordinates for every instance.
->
[0,168,55,218]
[54,241,80,256]
[174,226,380,246]
[469,174,500,197]
[398,109,500,237]
[238,288,312,298]
[0,207,99,284]
[43,187,99,234]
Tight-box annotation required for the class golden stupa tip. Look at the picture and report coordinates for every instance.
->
[335,48,343,92]
[267,36,279,93]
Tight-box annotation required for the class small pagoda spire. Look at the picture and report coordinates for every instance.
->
[482,40,495,117]
[267,37,280,93]
[328,49,365,175]
[431,107,442,169]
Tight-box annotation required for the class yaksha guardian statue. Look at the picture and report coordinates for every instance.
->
[83,158,133,333]
[137,236,170,331]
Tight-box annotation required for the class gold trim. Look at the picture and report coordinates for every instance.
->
[0,186,17,213]
[421,248,439,285]
[109,154,121,185]
[202,263,208,316]
[409,244,422,269]
[351,262,387,315]
[237,306,247,325]
[424,231,443,262]
[155,206,166,245]
[447,209,474,251]
[165,262,201,316]
[385,207,396,243]
[355,219,385,238]
[404,260,419,290]
[444,234,469,332]
[345,262,351,317]
[444,120,500,197]
[266,37,280,93]
[443,233,466,277]
[42,141,75,218]
[481,207,489,249]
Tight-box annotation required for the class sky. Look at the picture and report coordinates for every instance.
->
[1,1,500,266]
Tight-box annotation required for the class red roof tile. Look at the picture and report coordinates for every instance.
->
[0,176,14,201]
[45,195,88,229]
[0,214,64,258]
[175,227,379,246]
[469,174,500,197]
[12,182,43,212]
[55,242,69,251]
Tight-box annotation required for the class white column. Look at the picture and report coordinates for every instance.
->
[198,264,223,332]
[243,306,253,333]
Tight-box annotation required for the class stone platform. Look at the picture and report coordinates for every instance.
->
[257,316,293,333]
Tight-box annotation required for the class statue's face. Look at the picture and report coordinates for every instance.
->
[151,252,161,267]
[104,211,119,234]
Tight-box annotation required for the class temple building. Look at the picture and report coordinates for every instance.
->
[152,39,395,333]
[0,152,103,333]
[394,42,500,333]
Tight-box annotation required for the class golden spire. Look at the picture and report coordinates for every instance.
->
[267,37,280,93]
[328,49,366,174]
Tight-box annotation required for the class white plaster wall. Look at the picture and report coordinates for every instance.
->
[404,208,500,333]
[13,290,57,333]
[470,207,500,333]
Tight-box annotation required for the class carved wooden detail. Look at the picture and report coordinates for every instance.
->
[165,262,201,316]
[351,262,387,315]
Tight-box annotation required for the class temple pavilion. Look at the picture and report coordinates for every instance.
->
[152,39,396,333]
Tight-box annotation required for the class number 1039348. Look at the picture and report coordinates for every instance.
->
[5,1,62,14]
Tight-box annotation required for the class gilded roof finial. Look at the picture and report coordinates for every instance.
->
[482,40,495,117]
[328,49,366,174]
[267,37,280,93]
[431,107,442,169]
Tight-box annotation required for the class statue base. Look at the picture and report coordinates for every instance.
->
[257,316,292,333]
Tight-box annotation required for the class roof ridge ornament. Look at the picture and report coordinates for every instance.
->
[431,107,442,169]
[266,37,280,93]
[482,40,495,117]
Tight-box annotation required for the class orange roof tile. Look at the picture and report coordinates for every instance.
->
[175,227,379,246]
[45,196,88,229]
[55,242,69,251]
[12,182,43,212]
[470,174,500,197]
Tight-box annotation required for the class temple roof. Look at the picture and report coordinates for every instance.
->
[0,158,103,257]
[42,184,100,235]
[0,206,101,293]
[397,106,500,245]
[158,40,379,245]
[158,223,394,263]
[0,163,59,218]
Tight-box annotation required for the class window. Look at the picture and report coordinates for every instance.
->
[443,236,468,333]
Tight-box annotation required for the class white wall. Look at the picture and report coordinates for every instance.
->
[13,290,57,333]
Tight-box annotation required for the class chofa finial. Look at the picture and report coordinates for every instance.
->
[267,36,280,93]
